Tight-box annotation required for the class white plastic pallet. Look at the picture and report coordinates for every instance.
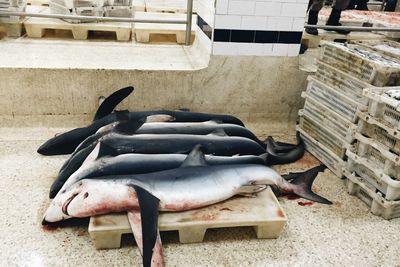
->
[24,16,132,40]
[357,112,400,156]
[27,0,49,5]
[300,93,356,143]
[353,132,400,180]
[132,0,144,11]
[297,128,345,178]
[304,76,367,123]
[344,169,400,220]
[363,87,400,131]
[134,12,195,43]
[315,60,371,106]
[320,42,400,87]
[144,0,197,13]
[88,188,287,249]
[346,150,400,201]
[103,6,133,17]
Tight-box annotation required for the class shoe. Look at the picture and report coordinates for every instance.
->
[306,10,319,36]
[326,8,350,35]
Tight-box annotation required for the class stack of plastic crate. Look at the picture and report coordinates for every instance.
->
[49,0,134,23]
[345,84,400,219]
[0,0,27,23]
[297,42,373,178]
[306,41,400,219]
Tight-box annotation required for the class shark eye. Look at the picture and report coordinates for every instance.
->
[83,192,89,199]
[61,189,66,194]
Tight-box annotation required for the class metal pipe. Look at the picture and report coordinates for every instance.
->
[305,24,400,32]
[0,11,187,24]
[185,0,193,45]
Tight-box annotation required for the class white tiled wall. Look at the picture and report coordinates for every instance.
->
[204,0,308,56]
[195,0,215,54]
[215,0,307,31]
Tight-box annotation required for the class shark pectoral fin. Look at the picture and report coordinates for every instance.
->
[237,185,267,195]
[95,141,120,160]
[180,145,208,168]
[127,210,144,256]
[114,118,146,135]
[93,87,134,121]
[133,185,164,267]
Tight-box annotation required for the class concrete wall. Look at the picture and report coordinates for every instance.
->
[0,56,307,133]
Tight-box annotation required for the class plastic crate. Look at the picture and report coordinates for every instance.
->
[351,40,400,59]
[363,87,400,131]
[298,114,352,159]
[75,6,104,16]
[300,96,355,143]
[304,76,367,123]
[103,5,133,17]
[346,150,400,201]
[344,169,400,220]
[320,42,400,87]
[315,61,371,106]
[357,112,400,156]
[297,128,345,178]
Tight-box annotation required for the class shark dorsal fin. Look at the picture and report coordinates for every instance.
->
[114,118,145,135]
[180,145,207,167]
[95,142,120,160]
[115,110,130,121]
[207,129,227,137]
[93,87,134,121]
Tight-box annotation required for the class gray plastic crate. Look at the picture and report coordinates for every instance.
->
[298,114,352,159]
[357,112,400,155]
[351,40,400,59]
[363,87,400,131]
[315,61,370,106]
[320,42,400,87]
[343,170,400,220]
[297,127,345,178]
[345,169,400,220]
[346,150,400,201]
[304,76,367,123]
[300,96,355,143]
[354,132,400,180]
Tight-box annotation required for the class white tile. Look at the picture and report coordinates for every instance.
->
[228,0,255,15]
[297,0,309,3]
[212,42,238,55]
[255,2,282,16]
[195,25,213,54]
[292,17,305,31]
[216,0,229,14]
[197,2,216,26]
[235,43,265,56]
[267,17,293,31]
[241,15,267,30]
[287,43,301,56]
[281,3,308,17]
[263,44,274,56]
[215,14,242,29]
[271,44,288,56]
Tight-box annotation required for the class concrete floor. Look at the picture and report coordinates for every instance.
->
[1,126,400,266]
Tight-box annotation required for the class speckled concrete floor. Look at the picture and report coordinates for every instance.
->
[1,127,399,267]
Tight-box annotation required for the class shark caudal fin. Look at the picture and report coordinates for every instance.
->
[93,87,134,121]
[132,185,163,267]
[265,133,305,166]
[289,165,332,204]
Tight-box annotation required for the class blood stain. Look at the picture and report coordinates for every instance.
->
[298,201,314,206]
[276,210,285,217]
[286,195,300,200]
[42,224,59,231]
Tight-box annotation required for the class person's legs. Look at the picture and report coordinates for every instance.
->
[326,0,351,34]
[306,0,323,35]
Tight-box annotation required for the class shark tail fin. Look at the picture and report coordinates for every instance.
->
[265,132,305,166]
[289,165,332,204]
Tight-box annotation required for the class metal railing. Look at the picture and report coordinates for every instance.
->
[0,0,194,45]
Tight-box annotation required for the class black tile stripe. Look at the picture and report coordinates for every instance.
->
[214,29,303,44]
[196,15,212,40]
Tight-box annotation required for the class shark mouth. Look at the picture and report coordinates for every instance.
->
[62,193,79,216]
